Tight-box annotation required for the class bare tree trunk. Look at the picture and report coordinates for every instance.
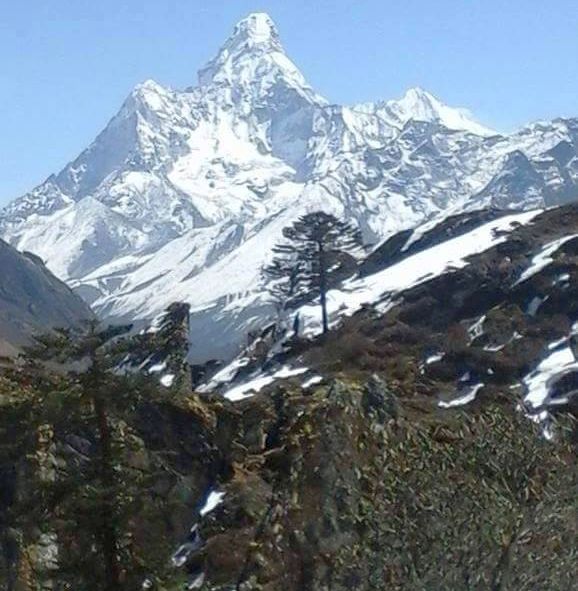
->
[92,387,121,591]
[318,242,329,334]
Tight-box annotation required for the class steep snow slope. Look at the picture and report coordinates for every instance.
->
[298,210,541,334]
[203,209,541,392]
[1,12,578,362]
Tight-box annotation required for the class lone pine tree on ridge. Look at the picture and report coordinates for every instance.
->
[264,211,363,334]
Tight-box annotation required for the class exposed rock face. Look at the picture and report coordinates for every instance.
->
[204,381,577,591]
[0,375,220,590]
[2,371,575,591]
[362,374,399,421]
[0,239,93,351]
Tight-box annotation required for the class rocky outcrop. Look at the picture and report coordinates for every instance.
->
[191,379,577,590]
[1,356,576,590]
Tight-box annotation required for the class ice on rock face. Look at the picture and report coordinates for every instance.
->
[171,524,203,568]
[199,490,225,516]
[425,353,444,365]
[230,13,280,47]
[160,374,175,388]
[221,366,309,401]
[167,488,224,574]
[516,235,578,285]
[523,344,578,408]
[438,384,484,409]
[302,375,323,389]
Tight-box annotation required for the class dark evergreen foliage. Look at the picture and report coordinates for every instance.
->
[264,212,363,332]
[19,322,154,590]
[156,302,191,363]
[131,302,192,393]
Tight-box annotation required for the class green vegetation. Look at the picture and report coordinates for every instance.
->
[0,312,210,590]
[0,297,576,590]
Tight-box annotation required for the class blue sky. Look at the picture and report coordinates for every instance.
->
[1,0,577,205]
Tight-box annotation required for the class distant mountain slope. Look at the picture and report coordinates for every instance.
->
[0,239,93,351]
[1,12,577,362]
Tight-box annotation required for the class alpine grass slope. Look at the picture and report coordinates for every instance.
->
[1,13,578,361]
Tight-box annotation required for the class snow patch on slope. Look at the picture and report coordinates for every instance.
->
[438,384,484,408]
[222,366,308,401]
[523,344,578,408]
[516,235,578,284]
[299,210,540,335]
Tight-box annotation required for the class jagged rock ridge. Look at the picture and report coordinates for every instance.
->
[1,12,578,362]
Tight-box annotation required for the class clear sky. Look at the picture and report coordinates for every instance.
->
[1,0,577,205]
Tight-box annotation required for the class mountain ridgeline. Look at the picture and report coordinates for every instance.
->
[0,239,92,355]
[1,13,578,590]
[1,12,578,362]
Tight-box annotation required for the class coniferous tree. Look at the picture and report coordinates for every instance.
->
[156,303,190,363]
[264,212,363,333]
[24,322,137,591]
[3,312,200,590]
[262,257,304,314]
[135,302,192,393]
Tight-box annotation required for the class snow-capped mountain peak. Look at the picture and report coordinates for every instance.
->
[129,79,171,103]
[119,79,176,119]
[392,87,449,122]
[2,13,577,363]
[358,87,496,136]
[226,12,281,50]
[396,87,495,136]
[197,12,325,105]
